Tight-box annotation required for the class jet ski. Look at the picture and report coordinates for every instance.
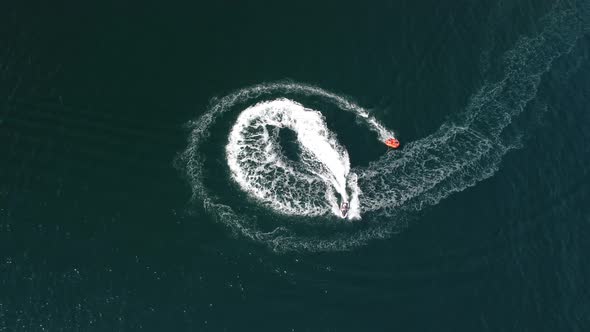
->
[340,201,349,218]
[385,137,400,149]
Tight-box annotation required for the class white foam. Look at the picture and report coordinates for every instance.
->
[226,98,360,219]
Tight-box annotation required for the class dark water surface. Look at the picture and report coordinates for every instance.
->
[2,1,589,331]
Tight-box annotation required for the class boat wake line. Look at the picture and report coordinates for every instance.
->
[179,1,589,252]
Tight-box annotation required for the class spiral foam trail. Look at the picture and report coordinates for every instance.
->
[179,0,589,252]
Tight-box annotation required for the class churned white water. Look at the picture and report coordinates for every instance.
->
[226,99,365,220]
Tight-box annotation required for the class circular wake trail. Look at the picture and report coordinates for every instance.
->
[180,0,589,252]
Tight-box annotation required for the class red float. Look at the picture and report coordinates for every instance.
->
[384,138,400,149]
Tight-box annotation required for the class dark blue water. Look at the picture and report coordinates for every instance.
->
[1,1,589,331]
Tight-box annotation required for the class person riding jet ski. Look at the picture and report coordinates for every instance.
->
[340,201,349,218]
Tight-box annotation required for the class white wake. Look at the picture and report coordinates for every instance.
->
[179,0,589,252]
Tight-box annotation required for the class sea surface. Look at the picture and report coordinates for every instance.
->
[1,1,589,331]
